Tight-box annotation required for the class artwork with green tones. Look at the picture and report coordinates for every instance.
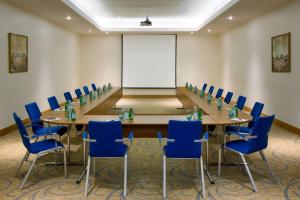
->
[272,32,291,72]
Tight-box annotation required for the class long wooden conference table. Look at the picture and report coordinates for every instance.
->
[41,86,252,184]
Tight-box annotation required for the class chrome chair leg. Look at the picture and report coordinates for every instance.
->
[259,150,276,182]
[85,156,91,197]
[239,153,257,192]
[124,154,128,198]
[200,156,206,198]
[218,148,222,176]
[16,151,30,176]
[163,154,167,199]
[64,149,67,179]
[20,155,38,189]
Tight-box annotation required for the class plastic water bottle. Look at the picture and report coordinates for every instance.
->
[129,108,134,120]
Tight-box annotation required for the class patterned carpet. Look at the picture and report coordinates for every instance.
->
[0,124,300,200]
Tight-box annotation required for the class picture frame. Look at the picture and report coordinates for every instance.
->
[272,32,291,72]
[8,33,28,73]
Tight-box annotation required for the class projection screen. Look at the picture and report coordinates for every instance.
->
[122,35,176,88]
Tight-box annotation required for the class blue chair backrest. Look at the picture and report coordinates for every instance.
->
[88,121,126,157]
[215,88,224,98]
[165,120,202,158]
[248,115,275,151]
[91,83,97,91]
[249,102,264,128]
[64,92,73,102]
[201,83,207,92]
[224,92,233,104]
[237,95,246,110]
[47,96,60,111]
[83,86,90,95]
[25,102,43,133]
[13,113,31,151]
[208,86,214,95]
[75,88,82,99]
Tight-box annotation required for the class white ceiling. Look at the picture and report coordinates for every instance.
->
[63,0,239,32]
[5,0,297,35]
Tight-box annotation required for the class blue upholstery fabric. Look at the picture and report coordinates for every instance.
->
[64,92,73,102]
[47,96,60,111]
[91,83,97,91]
[208,86,214,95]
[25,102,67,137]
[224,92,233,104]
[13,113,64,154]
[237,96,247,110]
[201,83,207,92]
[88,121,127,158]
[83,86,90,95]
[225,115,275,154]
[215,88,224,99]
[75,88,83,99]
[164,120,202,158]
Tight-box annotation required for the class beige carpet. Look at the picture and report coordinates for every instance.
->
[0,124,299,200]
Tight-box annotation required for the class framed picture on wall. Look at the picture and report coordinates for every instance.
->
[8,33,28,73]
[272,32,291,72]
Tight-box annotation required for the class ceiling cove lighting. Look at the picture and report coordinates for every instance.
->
[63,0,239,32]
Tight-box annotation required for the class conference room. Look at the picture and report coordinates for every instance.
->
[1,0,300,199]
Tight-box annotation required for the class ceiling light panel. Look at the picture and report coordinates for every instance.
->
[63,0,239,32]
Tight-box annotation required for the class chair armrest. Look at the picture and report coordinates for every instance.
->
[194,131,209,143]
[82,131,96,143]
[115,131,134,146]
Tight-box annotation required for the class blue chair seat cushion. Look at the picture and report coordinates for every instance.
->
[35,126,67,137]
[164,146,201,159]
[226,126,251,133]
[30,139,64,154]
[90,144,128,158]
[224,140,261,155]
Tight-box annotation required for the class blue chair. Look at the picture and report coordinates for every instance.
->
[75,88,83,99]
[237,95,247,110]
[208,86,214,95]
[218,115,276,192]
[226,102,264,134]
[13,113,67,189]
[201,83,207,92]
[158,120,207,198]
[47,96,60,111]
[83,121,133,197]
[25,102,67,138]
[224,92,233,104]
[215,88,224,99]
[64,92,73,102]
[91,83,97,91]
[83,86,90,95]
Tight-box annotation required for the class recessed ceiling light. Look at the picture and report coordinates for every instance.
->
[105,32,109,35]
[208,29,212,33]
[88,29,92,32]
[66,16,72,20]
[190,32,194,34]
[227,16,234,21]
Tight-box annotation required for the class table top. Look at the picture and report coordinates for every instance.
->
[41,87,252,126]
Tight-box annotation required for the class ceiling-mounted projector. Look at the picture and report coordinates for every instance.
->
[140,17,152,26]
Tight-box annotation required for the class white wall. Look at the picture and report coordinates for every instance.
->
[79,35,122,87]
[0,1,80,129]
[221,0,300,128]
[80,33,222,90]
[177,34,222,89]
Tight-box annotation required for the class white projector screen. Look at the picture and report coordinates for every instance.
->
[122,35,176,88]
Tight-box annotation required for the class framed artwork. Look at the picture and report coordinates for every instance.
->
[8,33,28,73]
[272,32,291,72]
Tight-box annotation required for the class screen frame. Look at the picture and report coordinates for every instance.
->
[121,34,177,89]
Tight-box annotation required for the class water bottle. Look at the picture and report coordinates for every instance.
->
[200,90,204,97]
[189,84,193,91]
[197,108,202,120]
[194,86,198,94]
[185,82,188,88]
[193,106,198,120]
[207,94,212,103]
[217,97,222,110]
[71,108,76,121]
[128,108,134,120]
